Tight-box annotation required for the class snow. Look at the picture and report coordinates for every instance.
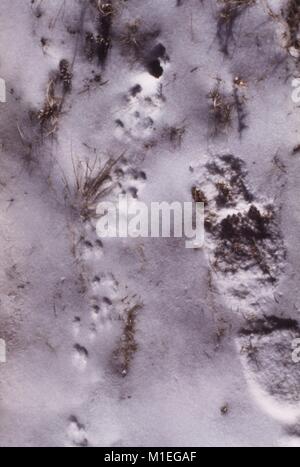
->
[0,0,299,447]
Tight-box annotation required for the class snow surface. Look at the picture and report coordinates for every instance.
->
[0,0,300,447]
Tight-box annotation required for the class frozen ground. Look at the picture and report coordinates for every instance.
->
[0,0,300,447]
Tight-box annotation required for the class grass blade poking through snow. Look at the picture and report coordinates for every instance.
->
[64,153,125,219]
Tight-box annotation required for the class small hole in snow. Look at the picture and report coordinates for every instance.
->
[131,84,142,96]
[147,59,163,78]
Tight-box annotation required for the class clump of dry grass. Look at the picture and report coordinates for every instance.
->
[38,59,73,135]
[217,0,256,55]
[64,154,124,219]
[113,303,142,377]
[59,59,73,92]
[208,85,233,135]
[38,80,61,135]
[85,0,115,65]
[84,32,97,61]
[208,79,248,136]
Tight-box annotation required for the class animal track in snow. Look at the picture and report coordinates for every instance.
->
[72,259,136,337]
[80,236,104,262]
[236,319,300,434]
[190,154,285,314]
[114,73,165,143]
[145,43,168,79]
[68,144,146,382]
[89,273,136,330]
[72,317,81,338]
[114,161,147,200]
[190,153,300,437]
[67,416,89,447]
[237,317,300,404]
[72,343,89,371]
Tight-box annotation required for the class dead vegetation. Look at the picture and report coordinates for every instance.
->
[84,3,164,77]
[38,59,73,135]
[208,86,233,135]
[217,0,256,55]
[84,0,115,65]
[59,59,73,92]
[208,79,248,136]
[113,303,142,377]
[64,153,124,219]
[38,80,61,135]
